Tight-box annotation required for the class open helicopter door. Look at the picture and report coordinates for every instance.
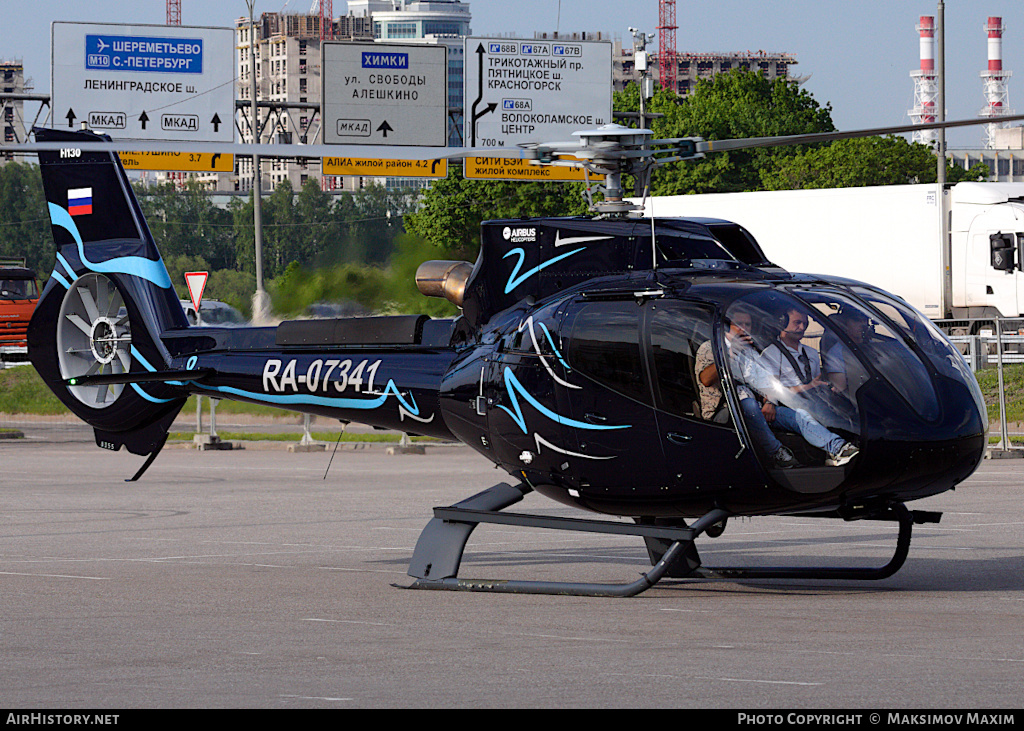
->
[645,299,762,497]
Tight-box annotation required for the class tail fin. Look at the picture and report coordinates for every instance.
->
[28,127,188,458]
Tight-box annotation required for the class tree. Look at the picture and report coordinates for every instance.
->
[631,69,836,195]
[404,164,589,260]
[762,136,991,189]
[135,180,235,269]
[0,161,53,275]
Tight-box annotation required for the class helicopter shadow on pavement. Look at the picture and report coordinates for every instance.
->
[371,522,1024,595]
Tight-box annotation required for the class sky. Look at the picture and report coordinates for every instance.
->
[3,0,1023,148]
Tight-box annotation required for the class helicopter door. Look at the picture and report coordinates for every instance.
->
[647,300,758,490]
[561,300,664,493]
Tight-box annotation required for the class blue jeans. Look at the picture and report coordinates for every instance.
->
[739,398,844,457]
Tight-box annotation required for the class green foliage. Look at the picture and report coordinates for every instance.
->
[404,163,589,260]
[135,179,235,270]
[229,180,416,279]
[762,136,994,190]
[384,233,460,318]
[0,161,54,276]
[975,363,1024,423]
[0,366,69,415]
[620,70,836,195]
[947,161,991,184]
[269,259,391,316]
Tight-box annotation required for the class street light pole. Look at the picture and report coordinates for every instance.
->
[936,0,946,186]
[247,1,269,323]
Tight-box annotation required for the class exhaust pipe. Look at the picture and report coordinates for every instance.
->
[416,260,473,307]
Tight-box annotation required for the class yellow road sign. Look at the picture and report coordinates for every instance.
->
[322,157,448,178]
[118,151,234,172]
[464,156,601,182]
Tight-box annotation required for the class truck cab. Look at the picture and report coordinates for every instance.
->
[0,262,41,364]
[952,182,1024,320]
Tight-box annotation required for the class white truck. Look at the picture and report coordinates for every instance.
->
[646,183,1024,324]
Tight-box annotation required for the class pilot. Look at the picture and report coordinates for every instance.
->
[821,308,871,393]
[695,306,798,469]
[754,307,860,467]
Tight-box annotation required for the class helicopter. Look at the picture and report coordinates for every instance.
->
[12,115,1012,597]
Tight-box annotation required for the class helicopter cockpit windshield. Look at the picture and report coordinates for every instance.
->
[717,287,945,474]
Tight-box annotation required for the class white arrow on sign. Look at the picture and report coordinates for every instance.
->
[184,271,208,314]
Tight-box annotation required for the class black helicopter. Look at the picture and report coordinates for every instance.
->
[15,119,1001,596]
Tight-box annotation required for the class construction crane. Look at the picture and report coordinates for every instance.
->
[311,0,335,40]
[657,0,677,92]
[167,0,181,25]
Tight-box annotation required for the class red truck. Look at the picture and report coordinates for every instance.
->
[0,258,41,364]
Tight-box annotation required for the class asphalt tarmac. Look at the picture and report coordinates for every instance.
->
[0,436,1022,709]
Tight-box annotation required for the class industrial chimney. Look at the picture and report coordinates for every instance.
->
[981,16,1013,148]
[909,16,938,147]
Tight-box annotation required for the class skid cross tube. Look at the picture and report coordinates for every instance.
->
[404,481,728,597]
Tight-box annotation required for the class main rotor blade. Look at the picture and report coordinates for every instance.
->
[695,113,1024,154]
[0,138,538,162]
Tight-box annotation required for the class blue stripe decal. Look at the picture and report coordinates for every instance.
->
[130,345,159,373]
[128,346,173,403]
[502,247,585,294]
[55,252,77,281]
[49,270,71,290]
[496,366,629,435]
[131,382,172,404]
[539,322,571,370]
[188,375,421,415]
[47,203,172,289]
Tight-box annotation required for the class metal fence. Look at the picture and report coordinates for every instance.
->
[937,318,1024,370]
[937,318,1021,452]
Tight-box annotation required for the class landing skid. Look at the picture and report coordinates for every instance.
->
[403,481,728,597]
[691,503,938,582]
[402,483,940,597]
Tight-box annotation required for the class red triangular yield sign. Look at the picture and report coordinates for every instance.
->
[184,271,208,313]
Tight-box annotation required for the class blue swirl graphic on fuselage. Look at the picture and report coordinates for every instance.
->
[496,366,630,435]
[199,379,421,414]
[47,203,172,289]
[503,247,585,294]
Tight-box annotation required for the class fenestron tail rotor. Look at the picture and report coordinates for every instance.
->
[57,273,132,408]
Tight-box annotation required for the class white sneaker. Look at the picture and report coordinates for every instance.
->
[772,445,798,469]
[826,442,859,467]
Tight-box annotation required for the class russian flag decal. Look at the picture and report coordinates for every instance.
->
[68,188,93,216]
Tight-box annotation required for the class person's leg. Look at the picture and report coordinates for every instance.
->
[772,406,846,457]
[738,397,783,454]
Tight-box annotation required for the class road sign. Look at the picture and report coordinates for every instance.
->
[464,156,597,182]
[321,42,448,147]
[185,272,208,313]
[323,156,448,178]
[463,36,612,181]
[118,151,233,172]
[51,23,234,142]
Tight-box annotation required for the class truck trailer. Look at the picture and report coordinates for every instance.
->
[645,183,1024,323]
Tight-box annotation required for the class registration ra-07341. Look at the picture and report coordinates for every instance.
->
[262,357,382,394]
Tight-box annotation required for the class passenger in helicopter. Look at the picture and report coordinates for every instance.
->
[754,307,860,467]
[821,307,871,394]
[695,306,798,469]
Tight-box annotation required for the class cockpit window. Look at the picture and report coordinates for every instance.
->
[852,286,986,420]
[649,233,735,264]
[649,301,715,418]
[789,287,939,422]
